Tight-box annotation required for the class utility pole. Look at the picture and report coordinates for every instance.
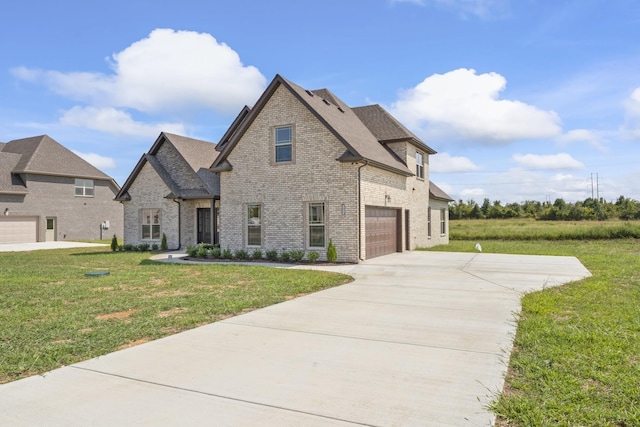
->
[590,173,599,200]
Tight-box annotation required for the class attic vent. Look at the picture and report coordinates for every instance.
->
[322,99,331,105]
[337,106,345,113]
[305,90,314,97]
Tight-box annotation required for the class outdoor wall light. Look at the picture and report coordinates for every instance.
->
[3,208,8,216]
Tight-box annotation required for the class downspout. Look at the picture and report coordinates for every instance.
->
[357,160,369,261]
[173,199,181,250]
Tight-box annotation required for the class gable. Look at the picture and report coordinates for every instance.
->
[212,75,413,177]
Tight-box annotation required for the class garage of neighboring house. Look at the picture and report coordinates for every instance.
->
[0,216,38,243]
[365,206,400,259]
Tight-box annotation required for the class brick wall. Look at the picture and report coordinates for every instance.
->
[0,174,122,241]
[219,84,360,262]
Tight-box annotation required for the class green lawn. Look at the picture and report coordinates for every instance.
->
[427,221,640,426]
[0,247,351,384]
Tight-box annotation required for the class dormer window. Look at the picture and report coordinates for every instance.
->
[275,125,293,163]
[416,151,424,179]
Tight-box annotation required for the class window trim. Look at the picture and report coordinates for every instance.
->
[427,208,432,239]
[75,178,94,197]
[141,208,161,240]
[416,151,425,180]
[247,204,262,247]
[440,208,447,236]
[307,202,326,249]
[273,124,294,164]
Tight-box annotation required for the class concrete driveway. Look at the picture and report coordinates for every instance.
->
[0,251,590,426]
[0,241,107,252]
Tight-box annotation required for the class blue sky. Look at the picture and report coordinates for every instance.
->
[2,0,640,203]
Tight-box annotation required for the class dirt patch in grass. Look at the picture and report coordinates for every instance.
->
[157,307,187,318]
[95,309,137,321]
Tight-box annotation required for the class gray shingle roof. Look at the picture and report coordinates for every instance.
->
[0,151,28,194]
[352,105,436,154]
[115,132,219,201]
[429,181,454,201]
[1,135,113,180]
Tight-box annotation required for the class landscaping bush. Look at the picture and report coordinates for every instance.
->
[195,244,208,258]
[137,243,150,252]
[307,251,319,263]
[210,246,221,258]
[186,245,198,257]
[234,249,249,259]
[221,248,233,259]
[265,249,278,261]
[326,239,337,263]
[123,244,135,252]
[160,233,168,251]
[289,249,305,262]
[110,234,118,252]
[252,249,263,260]
[151,243,159,251]
[279,251,291,262]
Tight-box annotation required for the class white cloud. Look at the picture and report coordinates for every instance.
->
[459,187,485,198]
[12,28,266,116]
[390,68,562,144]
[72,150,117,170]
[622,87,640,139]
[558,129,607,152]
[61,106,185,137]
[431,152,479,172]
[512,153,584,170]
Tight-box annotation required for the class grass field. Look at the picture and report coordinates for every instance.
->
[427,220,640,426]
[0,247,351,384]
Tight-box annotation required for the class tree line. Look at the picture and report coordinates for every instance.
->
[449,196,640,221]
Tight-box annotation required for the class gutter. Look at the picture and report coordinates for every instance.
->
[357,160,369,261]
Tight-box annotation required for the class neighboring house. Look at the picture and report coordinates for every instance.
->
[211,74,452,262]
[115,132,220,250]
[0,135,122,243]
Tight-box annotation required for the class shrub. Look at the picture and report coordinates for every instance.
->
[252,249,263,260]
[110,234,118,252]
[289,249,305,262]
[138,243,150,252]
[326,239,337,263]
[160,233,168,251]
[279,251,291,262]
[234,249,249,259]
[265,249,278,261]
[151,243,159,251]
[123,243,135,252]
[186,245,198,257]
[196,244,208,258]
[307,251,320,263]
[210,246,221,258]
[221,248,233,259]
[117,245,124,252]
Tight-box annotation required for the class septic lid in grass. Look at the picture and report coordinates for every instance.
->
[85,271,110,277]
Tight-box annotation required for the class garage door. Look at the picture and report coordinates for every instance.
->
[0,217,38,243]
[365,207,399,259]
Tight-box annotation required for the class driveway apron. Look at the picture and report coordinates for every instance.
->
[0,251,590,426]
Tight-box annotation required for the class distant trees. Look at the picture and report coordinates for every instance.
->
[449,196,640,221]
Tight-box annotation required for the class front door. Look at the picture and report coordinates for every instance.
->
[197,208,211,244]
[46,218,56,241]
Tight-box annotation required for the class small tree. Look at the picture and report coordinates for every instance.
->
[160,233,168,251]
[110,234,118,252]
[326,239,337,263]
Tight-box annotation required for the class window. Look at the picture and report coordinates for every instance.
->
[75,179,94,197]
[275,125,293,163]
[308,203,325,247]
[427,208,432,238]
[440,208,447,235]
[416,151,424,179]
[142,208,161,240]
[247,204,261,246]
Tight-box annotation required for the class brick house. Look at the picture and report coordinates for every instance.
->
[0,135,122,243]
[211,75,452,262]
[115,132,220,249]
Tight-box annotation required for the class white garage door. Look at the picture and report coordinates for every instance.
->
[0,217,38,243]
